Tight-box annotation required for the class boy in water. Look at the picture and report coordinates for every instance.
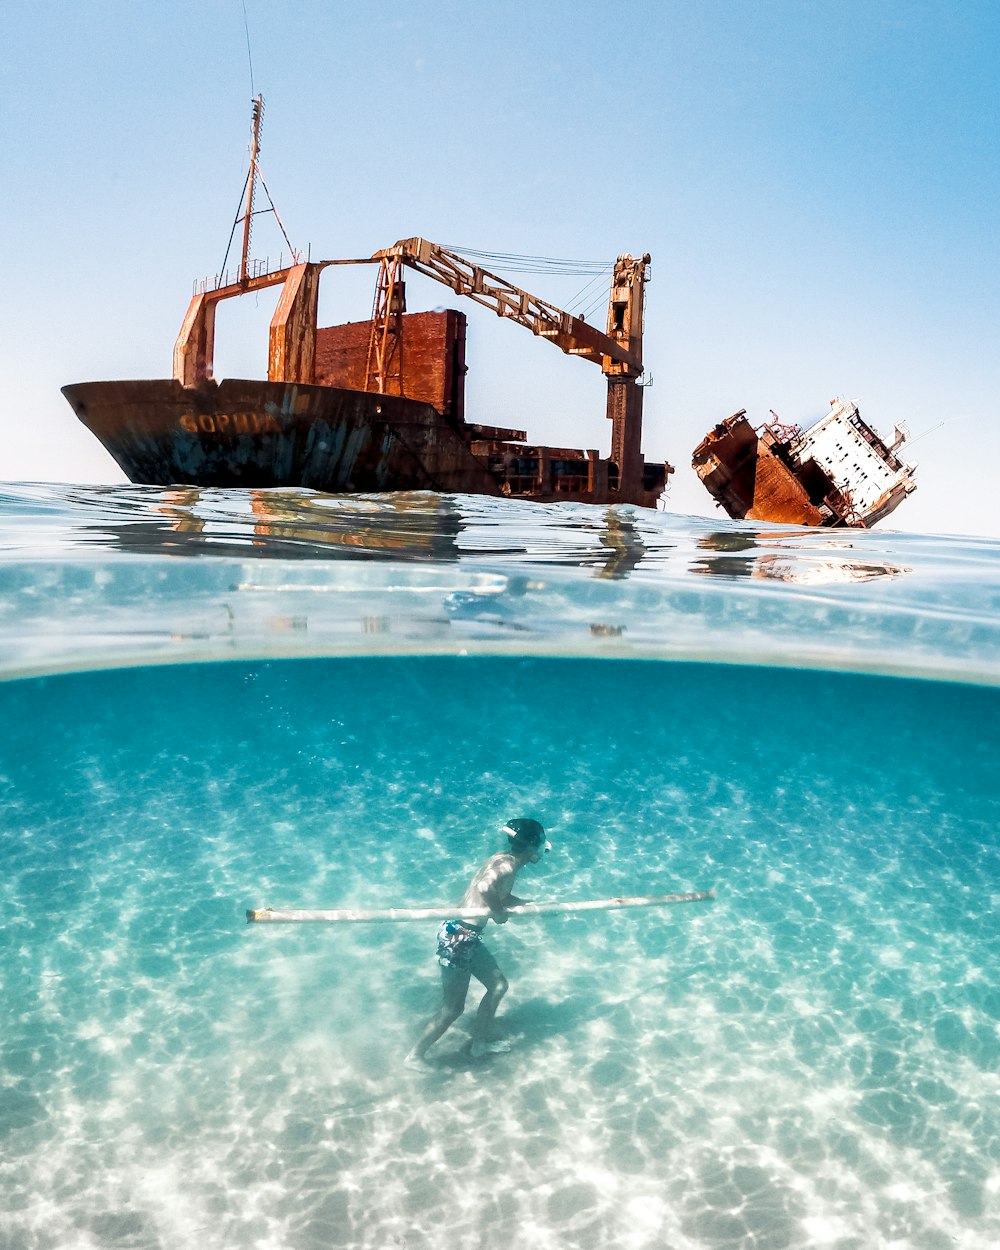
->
[408,818,550,1063]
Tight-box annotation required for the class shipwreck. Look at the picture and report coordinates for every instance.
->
[62,97,671,509]
[691,399,917,528]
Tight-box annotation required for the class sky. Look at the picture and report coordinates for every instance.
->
[1,0,998,537]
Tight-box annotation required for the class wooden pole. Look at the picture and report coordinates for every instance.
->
[246,890,715,925]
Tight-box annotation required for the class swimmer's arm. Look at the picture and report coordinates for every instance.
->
[476,863,515,923]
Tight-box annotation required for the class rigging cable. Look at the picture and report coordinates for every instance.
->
[241,0,255,98]
[218,2,257,277]
[566,267,613,314]
[579,284,613,323]
[219,166,252,281]
[441,244,611,277]
[439,244,617,320]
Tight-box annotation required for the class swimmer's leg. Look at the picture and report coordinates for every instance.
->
[408,966,471,1062]
[468,944,511,1057]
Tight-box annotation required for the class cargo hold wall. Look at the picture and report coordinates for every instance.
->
[314,309,467,422]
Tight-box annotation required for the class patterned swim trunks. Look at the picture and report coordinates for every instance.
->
[436,920,482,971]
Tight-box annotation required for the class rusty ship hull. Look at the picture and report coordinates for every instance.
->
[61,377,504,495]
[62,373,667,506]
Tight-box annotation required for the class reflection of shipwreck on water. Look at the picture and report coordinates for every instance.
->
[690,531,910,582]
[692,399,918,528]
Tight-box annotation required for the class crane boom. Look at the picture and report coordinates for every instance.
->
[372,238,648,376]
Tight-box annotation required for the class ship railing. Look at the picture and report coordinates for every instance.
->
[761,420,802,446]
[191,245,312,296]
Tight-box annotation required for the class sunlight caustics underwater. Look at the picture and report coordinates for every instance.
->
[1,485,999,1250]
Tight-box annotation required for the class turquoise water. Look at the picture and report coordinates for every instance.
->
[2,486,999,1249]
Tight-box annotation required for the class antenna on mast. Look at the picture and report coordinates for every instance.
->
[220,95,301,285]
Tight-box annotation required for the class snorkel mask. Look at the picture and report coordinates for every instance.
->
[502,818,551,855]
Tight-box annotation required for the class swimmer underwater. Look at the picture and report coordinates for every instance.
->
[407,818,551,1063]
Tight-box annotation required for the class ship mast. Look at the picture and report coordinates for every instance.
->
[219,94,300,287]
[239,95,264,285]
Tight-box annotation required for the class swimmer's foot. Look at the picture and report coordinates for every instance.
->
[469,1038,512,1058]
[404,1049,432,1070]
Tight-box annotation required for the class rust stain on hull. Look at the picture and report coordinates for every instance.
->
[61,378,501,495]
[62,375,668,506]
[691,414,825,525]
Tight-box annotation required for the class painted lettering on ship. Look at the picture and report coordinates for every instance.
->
[180,412,281,435]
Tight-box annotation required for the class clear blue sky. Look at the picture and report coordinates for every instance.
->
[2,1,997,536]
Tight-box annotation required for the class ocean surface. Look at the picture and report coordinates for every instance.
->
[1,483,998,1250]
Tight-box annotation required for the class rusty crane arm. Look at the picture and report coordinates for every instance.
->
[371,238,648,378]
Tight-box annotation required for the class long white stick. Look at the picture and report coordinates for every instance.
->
[246,890,715,925]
